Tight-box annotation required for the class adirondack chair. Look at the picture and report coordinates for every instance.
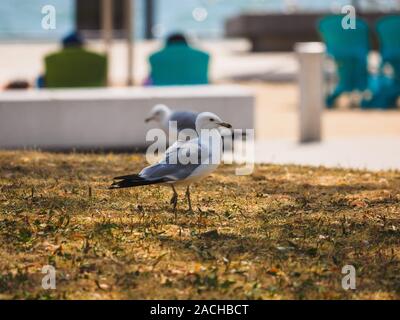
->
[318,15,370,108]
[44,48,107,88]
[149,43,210,86]
[362,15,400,108]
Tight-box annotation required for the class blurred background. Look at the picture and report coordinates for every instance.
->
[0,0,399,170]
[3,0,400,40]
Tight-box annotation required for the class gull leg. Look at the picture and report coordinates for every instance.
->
[185,185,193,213]
[170,185,178,212]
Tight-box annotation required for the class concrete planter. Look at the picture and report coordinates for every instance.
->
[0,85,254,151]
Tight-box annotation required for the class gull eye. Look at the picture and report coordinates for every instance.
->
[209,118,214,122]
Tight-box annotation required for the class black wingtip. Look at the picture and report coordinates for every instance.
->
[113,174,141,181]
[108,176,170,190]
[108,175,148,189]
[108,182,118,190]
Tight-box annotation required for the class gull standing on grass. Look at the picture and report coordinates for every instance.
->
[110,112,232,213]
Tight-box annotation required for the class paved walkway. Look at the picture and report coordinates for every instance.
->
[252,137,400,171]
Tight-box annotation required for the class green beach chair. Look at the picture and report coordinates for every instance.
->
[44,48,107,88]
[149,44,210,86]
[318,15,370,108]
[362,15,400,109]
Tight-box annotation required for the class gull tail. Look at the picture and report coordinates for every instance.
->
[109,174,168,189]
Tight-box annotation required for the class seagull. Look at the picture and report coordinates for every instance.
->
[145,103,233,148]
[110,112,232,213]
[145,104,198,140]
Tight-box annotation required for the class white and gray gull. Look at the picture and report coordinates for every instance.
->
[110,112,232,213]
[145,104,198,138]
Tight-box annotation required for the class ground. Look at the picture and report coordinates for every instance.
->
[0,151,399,300]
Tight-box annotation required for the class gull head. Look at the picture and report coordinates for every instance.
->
[195,112,232,133]
[145,104,171,123]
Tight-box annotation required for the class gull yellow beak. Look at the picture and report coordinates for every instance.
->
[217,122,232,129]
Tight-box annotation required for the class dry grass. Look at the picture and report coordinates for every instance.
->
[0,150,399,300]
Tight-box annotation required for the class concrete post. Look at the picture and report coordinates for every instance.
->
[145,0,155,39]
[295,42,325,143]
[101,0,113,86]
[124,0,134,86]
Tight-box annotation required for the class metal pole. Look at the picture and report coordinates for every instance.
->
[101,0,113,86]
[125,0,134,86]
[351,0,360,11]
[295,42,325,143]
[145,0,155,39]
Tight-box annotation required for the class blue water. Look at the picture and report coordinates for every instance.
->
[0,0,398,40]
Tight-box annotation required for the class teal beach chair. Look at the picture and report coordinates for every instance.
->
[362,15,400,108]
[149,44,210,86]
[318,16,370,108]
[45,48,107,88]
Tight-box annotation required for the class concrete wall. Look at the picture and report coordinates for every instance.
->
[0,85,254,150]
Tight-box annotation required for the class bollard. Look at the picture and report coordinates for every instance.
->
[295,42,325,143]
